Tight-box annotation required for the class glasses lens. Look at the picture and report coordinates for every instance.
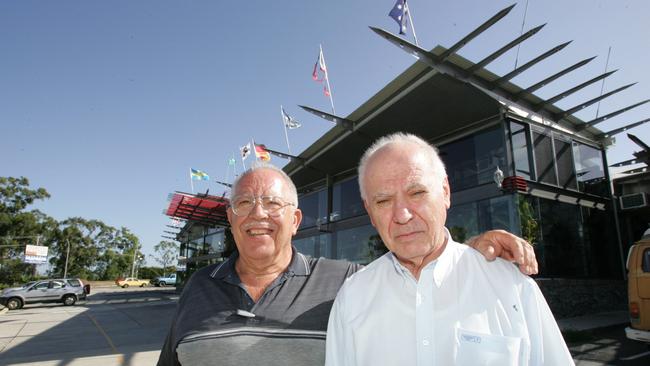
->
[233,196,254,216]
[231,196,290,216]
[261,196,285,215]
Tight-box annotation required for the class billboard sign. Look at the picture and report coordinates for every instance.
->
[24,245,49,264]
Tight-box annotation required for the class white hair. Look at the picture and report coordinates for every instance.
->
[229,161,299,207]
[357,132,447,200]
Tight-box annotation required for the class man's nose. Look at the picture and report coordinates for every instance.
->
[392,202,413,224]
[249,200,268,219]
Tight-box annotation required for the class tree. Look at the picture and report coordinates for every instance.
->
[0,177,55,286]
[152,240,179,274]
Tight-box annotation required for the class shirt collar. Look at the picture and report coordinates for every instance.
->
[210,246,310,280]
[387,228,454,287]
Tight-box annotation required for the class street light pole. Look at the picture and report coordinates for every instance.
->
[130,242,138,278]
[63,239,71,278]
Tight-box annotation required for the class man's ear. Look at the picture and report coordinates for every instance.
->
[363,200,377,228]
[226,208,234,226]
[291,208,303,235]
[442,176,451,209]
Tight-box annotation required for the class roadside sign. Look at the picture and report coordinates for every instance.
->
[24,244,48,264]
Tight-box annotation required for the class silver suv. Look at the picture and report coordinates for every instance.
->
[1,278,89,310]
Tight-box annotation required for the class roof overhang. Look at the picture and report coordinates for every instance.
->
[165,192,230,227]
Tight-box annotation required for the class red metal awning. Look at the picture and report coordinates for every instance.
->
[165,192,230,227]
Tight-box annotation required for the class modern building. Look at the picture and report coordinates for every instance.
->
[164,7,648,315]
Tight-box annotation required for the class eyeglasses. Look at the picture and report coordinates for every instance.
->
[229,195,295,217]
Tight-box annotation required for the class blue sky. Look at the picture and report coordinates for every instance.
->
[2,0,648,264]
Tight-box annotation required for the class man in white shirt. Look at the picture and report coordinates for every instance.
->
[325,133,574,366]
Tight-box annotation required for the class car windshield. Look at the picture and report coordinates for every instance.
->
[22,281,36,288]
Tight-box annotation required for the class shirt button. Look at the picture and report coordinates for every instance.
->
[416,292,423,306]
[422,340,430,346]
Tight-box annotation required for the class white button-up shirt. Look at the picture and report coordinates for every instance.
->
[325,233,574,366]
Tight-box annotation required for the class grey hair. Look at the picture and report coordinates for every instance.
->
[229,161,299,207]
[357,132,447,200]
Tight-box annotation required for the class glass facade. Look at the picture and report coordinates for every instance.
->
[510,122,532,180]
[335,224,384,264]
[573,141,607,196]
[439,125,507,191]
[532,131,557,185]
[447,196,519,243]
[331,177,366,222]
[523,196,620,278]
[299,189,328,229]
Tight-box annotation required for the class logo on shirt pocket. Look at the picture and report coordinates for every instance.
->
[455,327,522,366]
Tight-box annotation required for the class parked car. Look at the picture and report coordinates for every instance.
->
[0,278,89,310]
[151,273,177,287]
[625,231,650,344]
[116,277,149,288]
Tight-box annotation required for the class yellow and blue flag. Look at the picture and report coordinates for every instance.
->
[190,168,210,181]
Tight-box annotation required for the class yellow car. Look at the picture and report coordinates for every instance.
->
[625,232,650,344]
[116,277,149,288]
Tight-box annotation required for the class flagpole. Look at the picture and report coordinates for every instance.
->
[595,46,612,119]
[281,106,292,155]
[241,151,247,171]
[405,1,419,47]
[320,44,336,115]
[513,0,529,69]
[224,157,231,186]
[189,168,194,194]
[252,138,258,162]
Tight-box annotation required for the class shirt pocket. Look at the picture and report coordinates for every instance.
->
[455,327,522,366]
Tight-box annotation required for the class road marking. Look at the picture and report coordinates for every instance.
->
[620,350,650,360]
[85,312,123,364]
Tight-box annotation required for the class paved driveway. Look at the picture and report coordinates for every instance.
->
[0,287,178,366]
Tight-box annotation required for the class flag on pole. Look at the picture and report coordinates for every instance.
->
[240,143,251,160]
[312,47,331,97]
[254,143,271,162]
[389,0,409,35]
[190,168,210,181]
[281,107,301,129]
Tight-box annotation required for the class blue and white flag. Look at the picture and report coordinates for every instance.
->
[389,0,409,35]
[281,107,301,129]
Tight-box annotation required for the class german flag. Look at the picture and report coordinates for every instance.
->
[254,143,271,162]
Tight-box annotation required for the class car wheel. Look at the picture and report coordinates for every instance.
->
[62,294,77,306]
[159,281,166,287]
[140,283,146,287]
[122,284,129,288]
[6,297,22,310]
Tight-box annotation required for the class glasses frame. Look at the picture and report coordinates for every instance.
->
[229,195,295,217]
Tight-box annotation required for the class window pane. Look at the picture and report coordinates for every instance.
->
[293,236,317,257]
[447,202,479,243]
[440,125,506,191]
[555,138,577,189]
[298,189,328,229]
[332,178,366,221]
[474,127,507,186]
[510,122,531,179]
[572,142,607,196]
[643,249,650,273]
[335,224,382,264]
[532,132,557,185]
[479,195,518,233]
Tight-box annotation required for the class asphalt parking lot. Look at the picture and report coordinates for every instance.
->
[1,285,648,365]
[0,286,178,366]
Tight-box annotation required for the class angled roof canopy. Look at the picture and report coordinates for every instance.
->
[285,4,648,190]
[165,192,229,227]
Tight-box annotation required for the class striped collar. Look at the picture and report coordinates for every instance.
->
[210,246,311,279]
